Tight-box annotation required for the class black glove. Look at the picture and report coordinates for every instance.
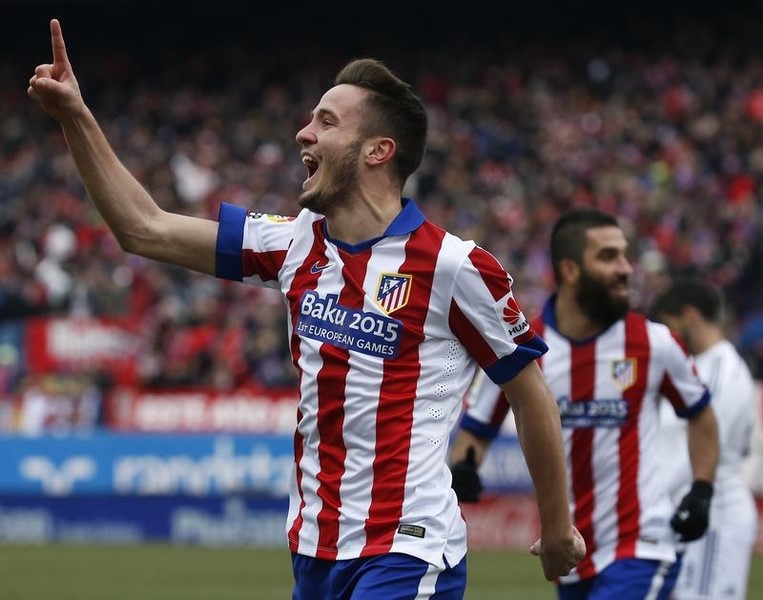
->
[450,446,484,503]
[670,480,713,542]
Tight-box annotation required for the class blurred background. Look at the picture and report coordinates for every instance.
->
[0,0,762,553]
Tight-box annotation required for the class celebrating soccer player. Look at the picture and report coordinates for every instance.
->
[29,18,585,599]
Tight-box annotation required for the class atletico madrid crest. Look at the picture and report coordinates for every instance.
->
[375,273,412,314]
[611,358,637,390]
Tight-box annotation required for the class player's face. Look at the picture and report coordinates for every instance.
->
[298,140,362,215]
[576,226,632,325]
[295,84,366,215]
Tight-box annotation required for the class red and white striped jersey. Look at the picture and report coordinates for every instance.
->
[215,199,547,568]
[459,295,711,583]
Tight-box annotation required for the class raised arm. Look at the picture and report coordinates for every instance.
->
[499,361,585,581]
[28,19,218,275]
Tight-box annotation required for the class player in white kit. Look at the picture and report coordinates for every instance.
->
[450,208,720,600]
[652,279,758,600]
[28,19,585,599]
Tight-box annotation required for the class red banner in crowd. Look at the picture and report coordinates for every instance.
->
[25,317,141,384]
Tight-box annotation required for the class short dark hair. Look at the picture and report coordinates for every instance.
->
[549,208,620,283]
[651,278,723,322]
[334,58,428,187]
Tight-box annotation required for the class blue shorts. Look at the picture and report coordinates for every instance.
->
[291,552,467,600]
[557,558,679,600]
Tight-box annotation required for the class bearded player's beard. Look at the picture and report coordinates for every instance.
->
[299,141,362,215]
[576,270,630,327]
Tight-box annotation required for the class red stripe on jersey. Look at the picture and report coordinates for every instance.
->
[448,245,521,366]
[466,246,512,301]
[662,329,700,413]
[512,330,537,346]
[531,317,545,369]
[569,340,597,580]
[361,223,443,555]
[669,329,692,356]
[489,390,510,427]
[242,248,287,281]
[289,406,306,544]
[310,249,374,557]
[449,300,500,367]
[287,222,328,552]
[659,373,687,411]
[615,314,649,560]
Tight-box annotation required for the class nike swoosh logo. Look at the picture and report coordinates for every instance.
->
[310,261,329,274]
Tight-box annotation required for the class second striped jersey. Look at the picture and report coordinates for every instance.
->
[459,295,710,582]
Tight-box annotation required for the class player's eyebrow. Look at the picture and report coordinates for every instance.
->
[311,107,339,122]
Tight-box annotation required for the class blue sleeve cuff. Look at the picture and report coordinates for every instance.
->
[459,413,502,440]
[484,335,548,385]
[215,202,248,281]
[677,389,712,419]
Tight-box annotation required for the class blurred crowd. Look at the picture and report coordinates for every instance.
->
[2,19,763,399]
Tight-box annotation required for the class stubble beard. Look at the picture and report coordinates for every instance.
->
[299,141,362,215]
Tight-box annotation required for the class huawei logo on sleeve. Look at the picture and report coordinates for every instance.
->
[500,294,529,336]
[502,296,522,325]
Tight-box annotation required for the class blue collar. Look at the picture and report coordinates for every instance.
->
[325,197,426,253]
[541,295,559,330]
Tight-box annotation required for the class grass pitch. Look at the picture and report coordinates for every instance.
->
[0,544,761,599]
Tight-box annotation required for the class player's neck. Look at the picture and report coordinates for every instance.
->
[690,325,725,355]
[324,188,403,244]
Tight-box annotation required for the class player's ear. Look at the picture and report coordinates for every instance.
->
[365,137,395,166]
[559,257,579,284]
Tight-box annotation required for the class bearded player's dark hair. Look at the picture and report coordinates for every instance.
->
[550,208,620,284]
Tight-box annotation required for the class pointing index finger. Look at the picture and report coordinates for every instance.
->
[50,18,70,67]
